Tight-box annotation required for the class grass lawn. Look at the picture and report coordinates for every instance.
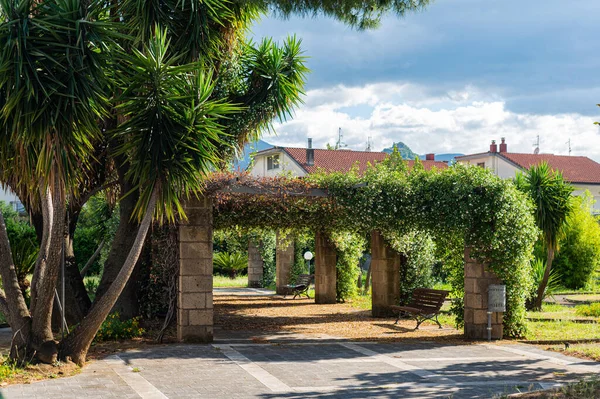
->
[528,303,599,321]
[525,320,600,341]
[213,274,248,288]
[504,378,600,398]
[545,343,600,362]
[526,303,600,341]
[0,356,80,385]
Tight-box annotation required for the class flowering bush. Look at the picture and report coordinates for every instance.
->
[94,313,144,341]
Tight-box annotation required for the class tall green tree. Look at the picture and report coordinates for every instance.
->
[553,192,600,289]
[515,162,573,310]
[0,0,431,365]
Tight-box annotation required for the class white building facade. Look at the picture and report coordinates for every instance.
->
[456,138,600,213]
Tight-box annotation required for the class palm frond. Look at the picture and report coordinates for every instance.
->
[113,27,240,223]
[0,0,116,192]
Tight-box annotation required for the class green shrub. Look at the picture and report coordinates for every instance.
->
[213,252,248,278]
[553,192,600,289]
[213,227,276,287]
[330,231,366,302]
[94,313,144,341]
[291,229,314,285]
[385,230,436,305]
[0,201,38,299]
[84,276,100,301]
[74,195,118,276]
[576,303,600,318]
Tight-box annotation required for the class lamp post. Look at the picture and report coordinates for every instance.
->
[304,251,313,274]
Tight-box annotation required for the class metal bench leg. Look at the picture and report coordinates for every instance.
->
[434,314,443,329]
[414,317,424,330]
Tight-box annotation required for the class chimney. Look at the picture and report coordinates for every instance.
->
[499,137,507,153]
[425,153,435,161]
[490,140,497,153]
[306,138,314,166]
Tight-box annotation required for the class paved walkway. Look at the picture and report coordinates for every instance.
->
[2,339,599,398]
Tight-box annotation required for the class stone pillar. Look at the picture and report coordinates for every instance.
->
[371,230,401,317]
[248,240,264,288]
[464,248,504,340]
[177,196,213,343]
[315,230,337,304]
[276,232,294,295]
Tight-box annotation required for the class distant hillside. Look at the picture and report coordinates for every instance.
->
[382,142,462,162]
[382,142,418,160]
[233,139,273,171]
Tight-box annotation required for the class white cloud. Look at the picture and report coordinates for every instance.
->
[266,82,600,160]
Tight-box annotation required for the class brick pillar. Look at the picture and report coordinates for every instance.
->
[248,240,263,288]
[464,247,504,340]
[315,230,337,304]
[371,231,401,317]
[177,196,213,343]
[276,232,294,295]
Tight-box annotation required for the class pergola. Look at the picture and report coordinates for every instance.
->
[175,175,507,343]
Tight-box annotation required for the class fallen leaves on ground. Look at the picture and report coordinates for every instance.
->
[214,295,463,342]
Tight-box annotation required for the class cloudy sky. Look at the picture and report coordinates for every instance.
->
[251,0,600,160]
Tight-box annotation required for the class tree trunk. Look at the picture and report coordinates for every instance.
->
[80,239,105,277]
[64,202,92,320]
[533,246,555,311]
[30,185,53,315]
[60,186,158,366]
[94,163,141,318]
[30,175,65,357]
[0,209,32,360]
[52,212,92,329]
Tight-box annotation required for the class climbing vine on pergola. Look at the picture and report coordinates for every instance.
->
[205,158,538,337]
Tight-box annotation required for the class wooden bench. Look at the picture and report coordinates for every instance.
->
[283,274,313,299]
[390,288,449,329]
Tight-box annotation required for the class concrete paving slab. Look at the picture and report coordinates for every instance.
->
[1,339,598,398]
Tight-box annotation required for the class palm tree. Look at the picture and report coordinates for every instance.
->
[0,0,112,360]
[515,162,573,310]
[0,0,431,365]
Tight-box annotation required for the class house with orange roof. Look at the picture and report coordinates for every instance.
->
[456,138,600,212]
[248,139,447,178]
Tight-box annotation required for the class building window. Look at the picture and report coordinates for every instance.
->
[476,162,485,168]
[267,154,280,170]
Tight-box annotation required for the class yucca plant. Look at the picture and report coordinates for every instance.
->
[516,162,573,310]
[61,28,239,364]
[214,252,248,279]
[528,257,562,309]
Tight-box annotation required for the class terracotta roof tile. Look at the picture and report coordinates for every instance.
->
[499,153,600,184]
[282,147,448,174]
